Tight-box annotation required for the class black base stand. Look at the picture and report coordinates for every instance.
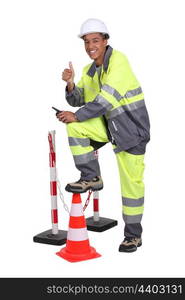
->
[86,217,118,232]
[33,229,67,245]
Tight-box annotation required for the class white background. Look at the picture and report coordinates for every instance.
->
[0,0,185,278]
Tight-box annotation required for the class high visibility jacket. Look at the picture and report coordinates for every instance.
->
[66,45,150,153]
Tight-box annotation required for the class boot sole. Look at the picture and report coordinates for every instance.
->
[65,184,103,194]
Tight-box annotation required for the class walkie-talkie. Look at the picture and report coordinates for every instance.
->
[52,106,62,115]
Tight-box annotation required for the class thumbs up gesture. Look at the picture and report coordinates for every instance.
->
[62,61,75,84]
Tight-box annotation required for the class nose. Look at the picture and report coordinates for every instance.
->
[87,41,95,50]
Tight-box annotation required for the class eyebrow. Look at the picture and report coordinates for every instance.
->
[84,37,101,42]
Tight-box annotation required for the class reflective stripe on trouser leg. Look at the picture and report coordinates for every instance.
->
[115,149,145,236]
[74,151,101,180]
[66,118,109,180]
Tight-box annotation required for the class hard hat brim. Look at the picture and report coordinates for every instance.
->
[78,31,110,38]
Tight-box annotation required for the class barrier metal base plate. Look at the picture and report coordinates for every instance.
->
[86,217,118,232]
[33,229,67,245]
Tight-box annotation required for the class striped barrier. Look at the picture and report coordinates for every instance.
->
[49,131,59,234]
[33,130,67,245]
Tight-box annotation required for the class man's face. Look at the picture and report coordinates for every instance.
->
[83,33,107,65]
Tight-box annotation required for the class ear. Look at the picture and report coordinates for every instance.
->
[104,39,108,47]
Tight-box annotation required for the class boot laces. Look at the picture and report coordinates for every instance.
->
[76,179,89,185]
[76,177,99,185]
[124,237,138,244]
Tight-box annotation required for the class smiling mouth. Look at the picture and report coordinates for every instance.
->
[89,50,97,55]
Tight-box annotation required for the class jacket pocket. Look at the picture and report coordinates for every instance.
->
[108,112,142,150]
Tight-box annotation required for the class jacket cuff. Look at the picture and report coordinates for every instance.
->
[65,84,75,97]
[75,109,87,122]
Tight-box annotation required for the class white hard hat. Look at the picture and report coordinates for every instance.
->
[78,18,110,38]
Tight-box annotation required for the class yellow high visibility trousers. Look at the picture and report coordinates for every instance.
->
[66,118,145,237]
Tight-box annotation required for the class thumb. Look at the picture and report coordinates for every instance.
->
[69,61,74,73]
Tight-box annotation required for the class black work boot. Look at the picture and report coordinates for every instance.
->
[65,176,103,193]
[119,237,142,253]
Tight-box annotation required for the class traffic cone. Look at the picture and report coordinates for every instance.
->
[56,193,101,262]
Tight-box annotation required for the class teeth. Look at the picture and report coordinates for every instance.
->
[90,50,96,53]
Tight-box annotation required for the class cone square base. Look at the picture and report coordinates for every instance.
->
[33,229,67,245]
[86,217,118,232]
[56,246,101,262]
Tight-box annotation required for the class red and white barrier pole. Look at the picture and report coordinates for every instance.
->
[93,191,99,222]
[48,130,59,235]
[33,130,67,245]
[93,150,100,222]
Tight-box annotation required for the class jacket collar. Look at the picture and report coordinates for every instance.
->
[87,45,113,77]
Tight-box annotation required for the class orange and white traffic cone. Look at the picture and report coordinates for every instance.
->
[56,193,101,262]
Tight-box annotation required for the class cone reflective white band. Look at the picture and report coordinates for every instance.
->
[70,203,84,216]
[48,130,59,234]
[67,228,89,241]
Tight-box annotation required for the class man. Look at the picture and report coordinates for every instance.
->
[57,18,150,253]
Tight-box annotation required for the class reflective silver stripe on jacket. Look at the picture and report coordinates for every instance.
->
[73,151,96,165]
[122,196,144,207]
[84,84,97,93]
[68,137,90,147]
[95,94,113,110]
[101,84,123,101]
[122,214,143,224]
[124,87,143,98]
[107,99,145,119]
[102,85,143,101]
